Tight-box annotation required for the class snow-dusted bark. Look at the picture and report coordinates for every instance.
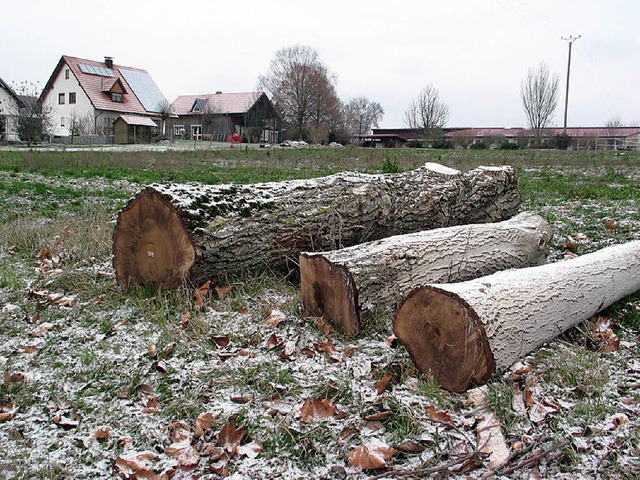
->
[300,212,552,335]
[113,163,520,288]
[393,241,640,392]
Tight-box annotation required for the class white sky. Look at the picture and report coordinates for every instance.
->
[2,0,638,129]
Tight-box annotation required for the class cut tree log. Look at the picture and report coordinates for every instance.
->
[300,212,552,336]
[113,163,520,289]
[393,240,640,392]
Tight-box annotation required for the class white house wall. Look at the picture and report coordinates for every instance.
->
[43,64,94,136]
[0,86,20,141]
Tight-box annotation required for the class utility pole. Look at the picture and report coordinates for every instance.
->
[562,35,580,134]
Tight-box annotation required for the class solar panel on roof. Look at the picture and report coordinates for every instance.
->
[119,69,167,113]
[78,63,115,77]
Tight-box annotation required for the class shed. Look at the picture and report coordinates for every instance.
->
[114,114,158,144]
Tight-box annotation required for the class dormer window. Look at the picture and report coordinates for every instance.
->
[191,98,207,113]
[111,92,123,103]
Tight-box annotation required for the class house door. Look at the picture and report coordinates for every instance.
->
[191,125,202,140]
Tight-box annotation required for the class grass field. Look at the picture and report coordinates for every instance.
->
[0,146,639,479]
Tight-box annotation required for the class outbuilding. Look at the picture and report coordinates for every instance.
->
[113,114,158,144]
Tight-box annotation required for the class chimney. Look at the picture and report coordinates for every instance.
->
[105,57,113,69]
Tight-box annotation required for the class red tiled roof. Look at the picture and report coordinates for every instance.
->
[171,92,263,116]
[41,55,162,115]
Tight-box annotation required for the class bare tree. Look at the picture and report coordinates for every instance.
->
[68,111,94,142]
[521,63,560,145]
[258,45,336,140]
[403,84,450,141]
[343,97,384,139]
[604,115,625,149]
[12,81,54,146]
[156,98,174,139]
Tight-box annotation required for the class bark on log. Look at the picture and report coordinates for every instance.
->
[113,163,521,289]
[393,240,640,392]
[300,212,552,336]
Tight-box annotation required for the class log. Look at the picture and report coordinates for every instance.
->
[393,240,640,392]
[300,212,552,336]
[113,163,521,289]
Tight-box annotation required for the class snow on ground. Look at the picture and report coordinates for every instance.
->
[0,165,639,479]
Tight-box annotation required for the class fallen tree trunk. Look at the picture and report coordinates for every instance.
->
[300,212,552,335]
[113,163,520,288]
[393,240,640,392]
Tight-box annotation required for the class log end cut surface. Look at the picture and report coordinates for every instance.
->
[393,286,495,392]
[113,188,196,289]
[300,253,360,336]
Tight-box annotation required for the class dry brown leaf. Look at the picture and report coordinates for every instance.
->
[395,440,425,453]
[375,372,393,395]
[604,219,620,230]
[169,421,192,443]
[148,342,157,357]
[363,411,393,422]
[314,339,335,354]
[38,246,51,260]
[0,404,18,422]
[310,316,333,335]
[231,396,251,404]
[4,372,26,384]
[236,440,263,459]
[347,441,395,470]
[212,335,230,347]
[208,459,229,476]
[178,311,191,327]
[114,451,158,479]
[165,439,200,467]
[195,412,216,437]
[267,333,283,350]
[214,284,233,300]
[300,398,338,424]
[19,345,39,354]
[94,425,111,439]
[342,346,356,359]
[30,322,53,336]
[300,346,315,358]
[601,336,620,352]
[193,280,211,306]
[427,405,451,423]
[218,419,247,455]
[267,309,287,327]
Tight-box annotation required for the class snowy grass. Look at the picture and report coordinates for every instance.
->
[0,149,639,479]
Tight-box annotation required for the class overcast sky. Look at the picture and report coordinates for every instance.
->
[2,0,638,129]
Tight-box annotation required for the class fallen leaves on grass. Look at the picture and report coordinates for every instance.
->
[347,441,395,470]
[300,398,338,424]
[193,280,211,307]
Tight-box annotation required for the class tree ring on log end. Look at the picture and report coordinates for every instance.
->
[393,286,495,392]
[113,187,196,289]
[299,253,360,336]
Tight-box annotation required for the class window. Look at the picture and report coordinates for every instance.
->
[173,125,186,136]
[69,92,76,104]
[65,69,70,80]
[111,92,123,103]
[58,93,65,105]
[191,125,202,140]
[60,117,65,127]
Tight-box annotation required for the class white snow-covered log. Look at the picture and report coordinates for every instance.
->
[300,212,552,335]
[393,240,640,392]
[113,163,521,288]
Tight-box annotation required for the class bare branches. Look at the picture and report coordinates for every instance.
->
[521,63,560,144]
[403,84,450,140]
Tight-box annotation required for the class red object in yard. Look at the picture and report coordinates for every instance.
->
[229,133,242,147]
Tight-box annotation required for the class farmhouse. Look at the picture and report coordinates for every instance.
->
[169,91,282,144]
[364,127,640,150]
[40,55,169,143]
[0,77,23,141]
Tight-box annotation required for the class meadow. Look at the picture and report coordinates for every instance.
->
[0,146,638,479]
